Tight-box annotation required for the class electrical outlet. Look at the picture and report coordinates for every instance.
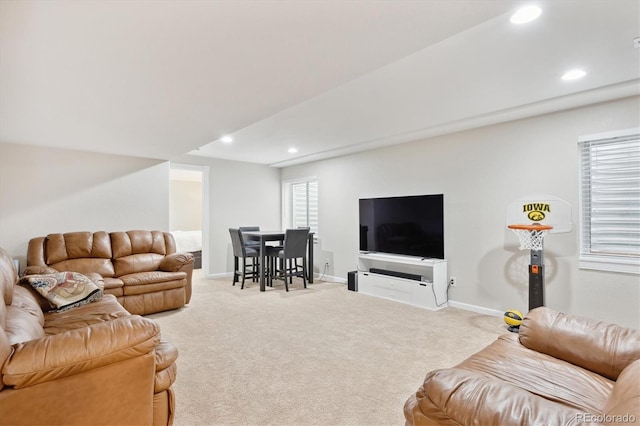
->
[325,258,330,268]
[449,277,456,287]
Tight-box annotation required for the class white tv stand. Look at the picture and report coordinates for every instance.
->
[357,252,448,310]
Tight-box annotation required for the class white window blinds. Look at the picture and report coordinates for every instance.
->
[578,129,640,273]
[290,180,318,234]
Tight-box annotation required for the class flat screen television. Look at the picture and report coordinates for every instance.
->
[359,194,444,259]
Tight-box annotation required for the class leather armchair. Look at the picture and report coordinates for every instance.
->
[404,307,640,425]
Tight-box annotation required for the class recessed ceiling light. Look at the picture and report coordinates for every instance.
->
[510,5,542,24]
[220,136,233,143]
[561,69,587,81]
[288,147,298,154]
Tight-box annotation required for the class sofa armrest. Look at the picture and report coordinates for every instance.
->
[405,368,585,426]
[519,307,640,380]
[26,236,47,268]
[603,359,640,424]
[2,316,160,389]
[159,252,194,272]
[21,265,58,276]
[159,252,194,303]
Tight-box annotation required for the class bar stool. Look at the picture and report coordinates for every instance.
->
[267,228,309,291]
[229,228,260,289]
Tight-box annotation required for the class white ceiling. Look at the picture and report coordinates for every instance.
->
[1,1,638,167]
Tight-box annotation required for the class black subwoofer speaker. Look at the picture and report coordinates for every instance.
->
[347,271,358,291]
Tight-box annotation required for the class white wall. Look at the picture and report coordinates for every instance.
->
[0,143,170,266]
[281,96,640,329]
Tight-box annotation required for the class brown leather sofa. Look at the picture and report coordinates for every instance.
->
[0,247,178,425]
[26,230,194,315]
[404,307,640,425]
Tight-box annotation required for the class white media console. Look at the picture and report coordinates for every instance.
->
[357,252,448,310]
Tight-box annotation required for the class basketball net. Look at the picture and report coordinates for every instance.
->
[508,224,553,251]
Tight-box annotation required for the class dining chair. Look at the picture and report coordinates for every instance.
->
[294,227,310,276]
[239,226,261,249]
[267,228,309,291]
[229,228,260,289]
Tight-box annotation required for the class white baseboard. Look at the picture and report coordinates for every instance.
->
[206,272,233,280]
[315,274,346,283]
[447,300,504,317]
[205,272,347,284]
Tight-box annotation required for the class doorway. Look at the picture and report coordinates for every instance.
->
[169,163,209,273]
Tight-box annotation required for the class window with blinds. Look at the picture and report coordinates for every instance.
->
[282,178,318,235]
[291,180,318,233]
[578,128,640,274]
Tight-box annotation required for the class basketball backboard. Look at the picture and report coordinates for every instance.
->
[506,194,572,234]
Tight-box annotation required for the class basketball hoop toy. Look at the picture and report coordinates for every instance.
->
[506,195,572,313]
[507,224,552,312]
[507,224,553,251]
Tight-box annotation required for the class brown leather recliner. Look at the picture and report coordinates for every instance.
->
[0,247,178,425]
[26,230,194,315]
[404,307,640,425]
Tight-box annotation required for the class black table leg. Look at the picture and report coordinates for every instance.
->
[260,238,266,291]
[308,234,314,283]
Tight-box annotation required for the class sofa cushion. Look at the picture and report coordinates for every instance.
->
[40,232,115,277]
[111,231,168,258]
[43,294,130,335]
[4,306,45,345]
[49,258,116,278]
[20,272,103,313]
[6,282,46,345]
[113,253,165,277]
[11,286,45,325]
[45,232,112,264]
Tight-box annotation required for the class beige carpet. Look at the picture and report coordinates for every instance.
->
[148,271,506,426]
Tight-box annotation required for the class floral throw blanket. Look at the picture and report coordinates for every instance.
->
[20,271,103,312]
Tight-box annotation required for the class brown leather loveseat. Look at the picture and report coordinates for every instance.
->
[404,307,640,425]
[26,230,194,315]
[0,247,178,425]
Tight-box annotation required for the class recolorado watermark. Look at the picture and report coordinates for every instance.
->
[575,413,637,423]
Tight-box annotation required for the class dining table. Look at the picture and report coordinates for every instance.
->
[242,230,315,291]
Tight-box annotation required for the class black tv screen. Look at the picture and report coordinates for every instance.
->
[359,194,444,259]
